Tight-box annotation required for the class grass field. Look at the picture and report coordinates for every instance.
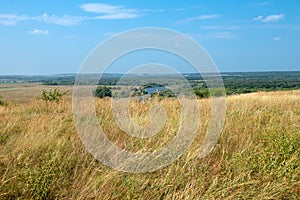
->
[0,85,299,199]
[0,84,73,104]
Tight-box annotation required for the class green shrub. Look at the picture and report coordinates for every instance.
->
[151,89,175,98]
[94,86,112,98]
[194,88,209,98]
[0,95,7,106]
[41,88,67,102]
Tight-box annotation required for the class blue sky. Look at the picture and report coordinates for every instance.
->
[0,0,300,74]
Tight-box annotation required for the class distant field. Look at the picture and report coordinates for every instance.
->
[0,84,72,103]
[0,86,299,199]
[0,84,133,104]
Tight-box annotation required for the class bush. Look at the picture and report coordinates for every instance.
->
[194,88,209,98]
[41,88,67,102]
[151,89,175,98]
[94,86,112,98]
[0,95,7,106]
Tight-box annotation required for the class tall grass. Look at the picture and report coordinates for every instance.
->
[0,91,299,199]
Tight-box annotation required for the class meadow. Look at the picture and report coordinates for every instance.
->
[0,85,299,199]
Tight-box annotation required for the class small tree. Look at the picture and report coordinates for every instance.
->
[41,88,67,102]
[94,86,112,98]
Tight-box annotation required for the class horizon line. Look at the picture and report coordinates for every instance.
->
[1,70,300,76]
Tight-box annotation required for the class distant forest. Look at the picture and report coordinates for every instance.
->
[1,71,300,97]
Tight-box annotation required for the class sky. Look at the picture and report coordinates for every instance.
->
[0,0,300,74]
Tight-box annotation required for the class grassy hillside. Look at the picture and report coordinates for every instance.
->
[0,90,299,199]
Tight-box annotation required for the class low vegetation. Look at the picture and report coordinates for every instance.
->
[151,88,176,98]
[0,90,299,199]
[41,88,67,102]
[94,86,112,98]
[0,96,7,106]
[0,96,4,106]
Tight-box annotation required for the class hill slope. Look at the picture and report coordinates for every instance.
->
[0,91,299,199]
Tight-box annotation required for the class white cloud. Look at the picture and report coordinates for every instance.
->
[0,13,84,26]
[172,6,200,12]
[273,36,281,41]
[177,14,221,24]
[81,3,121,14]
[0,3,155,26]
[93,13,138,20]
[0,14,29,25]
[36,13,84,25]
[0,3,140,26]
[80,3,139,19]
[262,14,284,22]
[253,14,284,22]
[201,25,238,30]
[186,14,221,21]
[0,3,165,27]
[29,29,48,35]
[253,16,264,21]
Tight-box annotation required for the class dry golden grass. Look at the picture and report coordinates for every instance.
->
[0,89,299,199]
[0,84,73,104]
